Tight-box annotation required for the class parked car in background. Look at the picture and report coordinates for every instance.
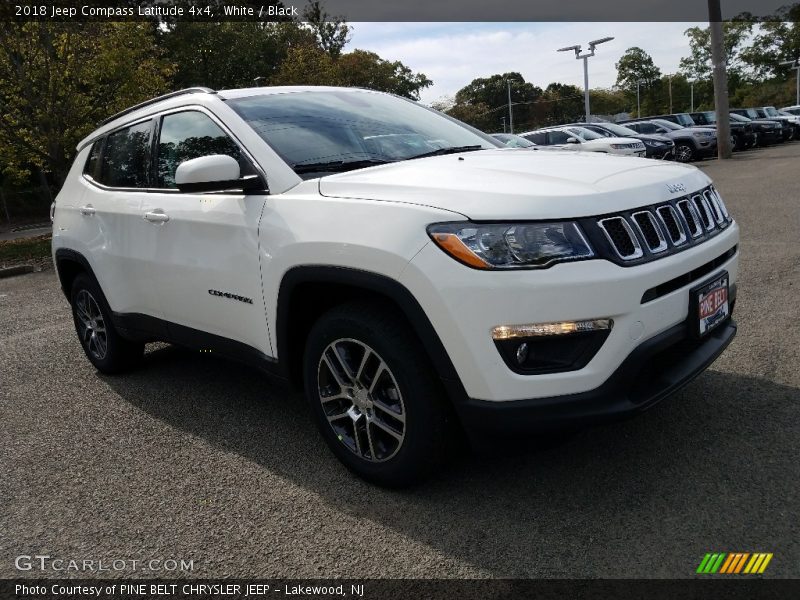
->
[622,119,717,162]
[689,111,755,151]
[491,133,539,148]
[781,105,800,116]
[520,126,646,156]
[622,113,698,127]
[567,121,674,159]
[752,106,800,140]
[729,112,783,146]
[731,108,789,142]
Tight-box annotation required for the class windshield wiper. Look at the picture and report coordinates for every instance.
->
[292,158,392,174]
[405,145,485,160]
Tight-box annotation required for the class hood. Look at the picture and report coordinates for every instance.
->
[583,137,642,146]
[318,149,710,220]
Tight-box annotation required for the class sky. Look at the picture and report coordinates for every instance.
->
[346,22,704,105]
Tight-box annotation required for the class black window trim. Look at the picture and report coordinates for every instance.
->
[81,105,267,195]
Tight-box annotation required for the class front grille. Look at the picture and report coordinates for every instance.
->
[586,185,733,266]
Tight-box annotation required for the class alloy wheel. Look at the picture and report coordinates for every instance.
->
[75,289,108,360]
[317,338,406,462]
[675,145,693,162]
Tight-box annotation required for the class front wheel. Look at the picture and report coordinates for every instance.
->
[70,274,143,373]
[303,303,454,487]
[674,142,695,162]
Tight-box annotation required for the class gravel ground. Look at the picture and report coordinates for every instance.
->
[1,143,798,579]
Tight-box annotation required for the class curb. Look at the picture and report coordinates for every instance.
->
[0,265,35,279]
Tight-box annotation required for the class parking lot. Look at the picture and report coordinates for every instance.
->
[1,142,798,579]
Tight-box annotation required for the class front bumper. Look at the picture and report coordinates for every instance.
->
[454,316,736,437]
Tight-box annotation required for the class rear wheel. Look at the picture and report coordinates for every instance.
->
[70,274,143,373]
[674,142,695,162]
[303,302,454,487]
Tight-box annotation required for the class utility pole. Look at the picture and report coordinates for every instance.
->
[709,0,732,159]
[668,75,673,113]
[501,116,507,133]
[557,36,614,123]
[507,80,514,133]
[637,79,645,117]
[780,58,800,105]
[690,81,695,112]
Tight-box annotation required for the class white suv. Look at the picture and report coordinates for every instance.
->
[52,86,739,486]
[520,126,646,156]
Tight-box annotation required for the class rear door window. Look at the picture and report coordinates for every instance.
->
[96,121,153,188]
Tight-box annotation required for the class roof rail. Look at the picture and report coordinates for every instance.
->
[100,87,217,125]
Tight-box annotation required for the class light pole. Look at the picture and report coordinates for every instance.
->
[689,80,695,112]
[780,58,800,105]
[557,36,614,123]
[668,74,673,113]
[506,80,514,133]
[253,76,265,86]
[501,116,507,133]
[636,79,646,117]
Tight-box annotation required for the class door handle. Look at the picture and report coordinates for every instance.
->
[79,205,95,216]
[144,210,170,223]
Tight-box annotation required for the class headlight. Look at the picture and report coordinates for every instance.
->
[693,131,714,138]
[427,221,595,270]
[610,143,629,149]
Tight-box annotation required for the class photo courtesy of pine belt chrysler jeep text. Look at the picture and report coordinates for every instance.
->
[52,86,739,486]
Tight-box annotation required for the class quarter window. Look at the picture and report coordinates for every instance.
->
[96,121,152,188]
[84,140,102,178]
[156,111,252,189]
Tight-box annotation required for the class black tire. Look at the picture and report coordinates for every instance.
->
[303,302,455,487]
[674,142,695,162]
[70,273,143,374]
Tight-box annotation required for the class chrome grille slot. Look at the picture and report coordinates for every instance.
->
[692,194,715,231]
[677,199,703,238]
[703,190,725,224]
[710,187,730,220]
[655,205,687,246]
[598,217,643,260]
[632,211,667,253]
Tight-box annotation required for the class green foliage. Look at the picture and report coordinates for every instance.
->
[0,22,174,184]
[678,21,754,81]
[0,235,51,265]
[302,0,351,58]
[615,47,662,89]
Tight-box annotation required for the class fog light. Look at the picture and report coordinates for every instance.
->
[516,342,529,364]
[492,319,614,375]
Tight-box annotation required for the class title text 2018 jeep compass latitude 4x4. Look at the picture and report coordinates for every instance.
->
[52,87,739,486]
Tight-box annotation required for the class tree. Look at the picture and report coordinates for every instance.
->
[678,21,754,82]
[0,22,174,184]
[740,4,800,81]
[302,0,351,58]
[272,45,432,100]
[615,47,662,90]
[163,22,315,89]
[452,73,543,131]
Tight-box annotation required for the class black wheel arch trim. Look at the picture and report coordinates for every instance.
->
[54,248,99,299]
[276,265,467,399]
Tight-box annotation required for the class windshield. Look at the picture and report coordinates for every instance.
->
[652,119,683,130]
[700,111,716,123]
[567,127,603,140]
[492,134,535,148]
[765,107,781,117]
[228,90,498,177]
[730,113,750,122]
[598,123,638,137]
[742,108,760,119]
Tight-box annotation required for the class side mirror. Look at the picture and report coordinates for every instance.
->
[175,155,264,193]
[566,137,580,144]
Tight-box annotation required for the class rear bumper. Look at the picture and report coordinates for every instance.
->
[454,317,736,438]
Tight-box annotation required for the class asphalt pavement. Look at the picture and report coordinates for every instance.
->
[1,143,798,579]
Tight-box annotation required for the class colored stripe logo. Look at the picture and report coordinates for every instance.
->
[697,552,773,574]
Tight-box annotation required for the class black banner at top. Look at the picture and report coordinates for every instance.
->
[1,0,798,22]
